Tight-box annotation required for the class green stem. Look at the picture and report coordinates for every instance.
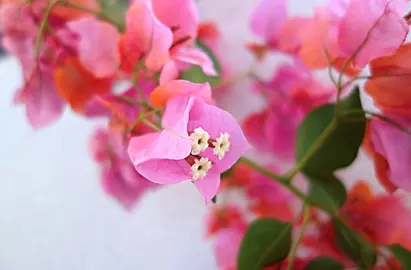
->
[129,109,161,132]
[115,96,145,106]
[286,119,337,180]
[131,61,153,110]
[286,205,310,270]
[341,72,411,90]
[334,10,386,115]
[35,1,60,65]
[238,157,307,202]
[344,109,411,138]
[142,118,161,131]
[60,1,124,31]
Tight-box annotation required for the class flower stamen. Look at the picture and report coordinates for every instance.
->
[190,127,210,155]
[212,132,230,160]
[190,157,212,181]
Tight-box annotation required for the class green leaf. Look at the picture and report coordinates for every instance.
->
[389,244,411,269]
[180,40,221,87]
[333,220,377,268]
[295,87,366,175]
[307,174,347,214]
[211,195,217,203]
[237,218,292,270]
[98,0,128,30]
[303,257,344,270]
[195,39,222,74]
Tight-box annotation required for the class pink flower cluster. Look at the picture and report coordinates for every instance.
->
[3,0,411,268]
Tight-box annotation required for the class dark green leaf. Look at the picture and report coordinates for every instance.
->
[307,174,347,214]
[295,87,366,175]
[180,40,221,87]
[334,219,377,268]
[211,195,217,203]
[303,257,344,270]
[237,218,292,270]
[389,244,411,269]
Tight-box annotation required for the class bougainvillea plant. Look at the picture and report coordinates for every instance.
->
[2,0,411,269]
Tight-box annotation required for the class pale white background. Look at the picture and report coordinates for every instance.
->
[0,0,381,269]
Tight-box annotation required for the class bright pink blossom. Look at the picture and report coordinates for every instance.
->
[243,63,333,160]
[128,92,249,203]
[364,115,411,192]
[159,46,217,84]
[249,0,287,43]
[149,79,213,108]
[249,0,310,55]
[246,167,295,221]
[213,228,245,270]
[1,4,66,129]
[90,127,157,209]
[338,0,409,67]
[122,0,173,71]
[66,16,120,78]
[341,181,411,249]
[120,0,216,79]
[205,205,247,237]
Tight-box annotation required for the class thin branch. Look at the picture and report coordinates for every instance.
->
[286,205,310,270]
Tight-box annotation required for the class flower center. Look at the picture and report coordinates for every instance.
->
[187,128,231,180]
[190,157,212,181]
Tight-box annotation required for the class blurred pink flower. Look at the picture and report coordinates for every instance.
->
[120,0,215,81]
[341,181,411,250]
[338,0,408,68]
[364,115,411,192]
[205,205,247,237]
[90,127,157,209]
[243,63,334,160]
[249,0,287,44]
[66,16,121,78]
[246,166,295,221]
[0,3,67,129]
[213,228,245,270]
[128,94,249,203]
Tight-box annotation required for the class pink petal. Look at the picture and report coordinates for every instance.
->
[187,98,250,172]
[264,107,298,160]
[174,47,217,76]
[0,4,37,36]
[25,72,66,129]
[126,0,173,70]
[338,0,408,67]
[214,229,244,270]
[135,159,191,185]
[369,116,411,191]
[247,166,292,205]
[242,111,268,153]
[275,17,311,53]
[150,80,212,108]
[67,16,120,78]
[193,166,221,204]
[159,61,179,84]
[128,97,194,169]
[2,36,35,78]
[151,0,199,45]
[249,0,287,42]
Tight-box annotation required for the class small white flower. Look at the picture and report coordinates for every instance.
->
[212,132,230,160]
[190,157,212,181]
[189,127,210,155]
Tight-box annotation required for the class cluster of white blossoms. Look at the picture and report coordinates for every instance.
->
[189,127,231,181]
